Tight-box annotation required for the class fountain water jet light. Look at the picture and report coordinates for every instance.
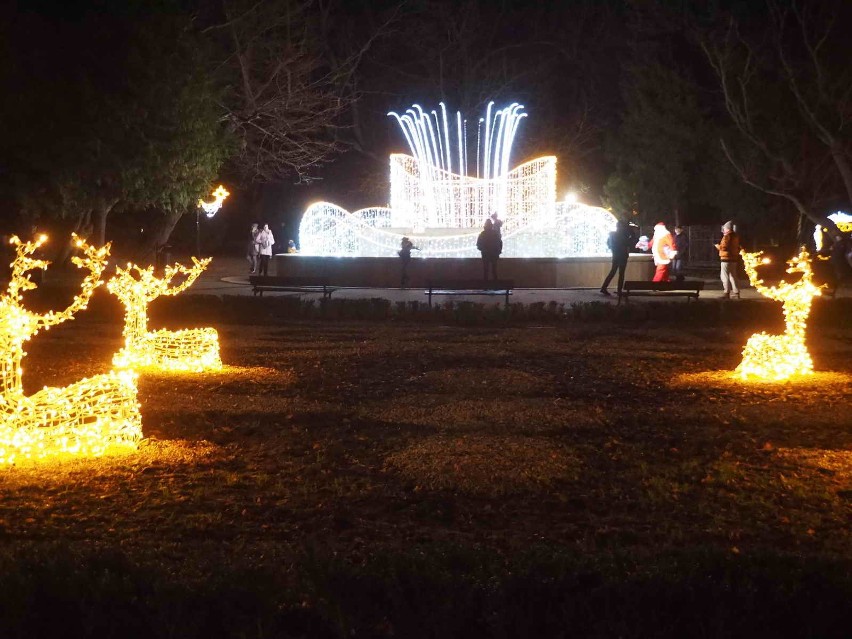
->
[299,103,616,258]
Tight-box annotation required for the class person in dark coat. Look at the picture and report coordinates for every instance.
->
[398,236,418,287]
[672,225,689,281]
[600,220,635,296]
[476,219,502,281]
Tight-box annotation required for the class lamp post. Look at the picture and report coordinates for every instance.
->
[195,186,230,257]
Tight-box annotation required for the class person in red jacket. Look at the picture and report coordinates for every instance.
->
[650,222,677,282]
[714,220,740,299]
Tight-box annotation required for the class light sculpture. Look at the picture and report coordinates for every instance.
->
[198,185,230,218]
[736,248,823,381]
[108,258,222,372]
[299,103,616,258]
[0,235,142,465]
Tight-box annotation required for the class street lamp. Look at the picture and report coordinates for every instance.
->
[195,185,230,256]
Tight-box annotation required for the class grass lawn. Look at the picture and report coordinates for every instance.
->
[1,292,850,638]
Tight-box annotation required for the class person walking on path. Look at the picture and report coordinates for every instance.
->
[398,236,418,288]
[256,223,275,276]
[476,218,503,281]
[672,225,689,281]
[246,223,260,274]
[650,221,677,282]
[600,219,634,296]
[714,220,740,298]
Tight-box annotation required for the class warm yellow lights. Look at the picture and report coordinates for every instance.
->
[198,185,230,218]
[736,248,823,381]
[107,258,222,372]
[0,234,142,465]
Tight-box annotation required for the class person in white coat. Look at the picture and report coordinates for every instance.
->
[256,223,275,276]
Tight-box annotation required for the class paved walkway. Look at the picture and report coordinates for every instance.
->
[186,257,849,304]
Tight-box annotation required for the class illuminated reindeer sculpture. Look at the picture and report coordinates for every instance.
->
[0,235,142,465]
[737,248,823,380]
[108,257,221,372]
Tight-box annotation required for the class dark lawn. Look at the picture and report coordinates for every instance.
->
[1,295,850,638]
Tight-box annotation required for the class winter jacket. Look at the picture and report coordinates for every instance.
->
[717,231,740,262]
[476,228,502,259]
[256,229,275,256]
[651,225,677,266]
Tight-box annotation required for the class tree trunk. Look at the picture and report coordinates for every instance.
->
[139,209,188,265]
[93,197,120,247]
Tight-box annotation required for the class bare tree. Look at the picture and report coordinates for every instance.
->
[699,0,851,235]
[208,0,397,184]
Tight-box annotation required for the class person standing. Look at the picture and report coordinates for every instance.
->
[600,219,634,296]
[650,222,677,282]
[256,223,275,276]
[476,219,502,281]
[246,223,260,274]
[489,212,503,237]
[398,236,418,288]
[672,225,689,281]
[714,220,740,299]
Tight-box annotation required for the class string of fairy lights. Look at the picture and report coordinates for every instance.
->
[107,258,222,372]
[0,233,221,465]
[0,234,143,465]
[736,248,823,381]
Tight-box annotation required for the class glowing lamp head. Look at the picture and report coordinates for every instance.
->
[565,192,578,204]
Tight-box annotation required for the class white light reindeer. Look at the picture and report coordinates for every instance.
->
[737,248,823,381]
[108,258,221,372]
[0,235,142,465]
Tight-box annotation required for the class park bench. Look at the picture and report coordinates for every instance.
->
[425,279,515,307]
[617,280,704,305]
[249,275,337,299]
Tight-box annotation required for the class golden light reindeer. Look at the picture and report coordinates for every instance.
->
[108,258,222,372]
[736,248,823,381]
[0,235,142,465]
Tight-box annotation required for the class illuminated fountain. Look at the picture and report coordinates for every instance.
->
[108,258,222,372]
[813,211,852,252]
[736,249,823,381]
[0,235,142,465]
[299,103,617,258]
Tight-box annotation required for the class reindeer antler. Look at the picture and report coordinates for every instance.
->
[35,234,111,330]
[107,257,211,305]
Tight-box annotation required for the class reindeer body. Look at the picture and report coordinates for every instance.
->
[737,249,822,381]
[0,235,142,464]
[108,258,222,372]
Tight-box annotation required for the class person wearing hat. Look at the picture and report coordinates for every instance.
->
[714,221,740,299]
[650,221,677,282]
